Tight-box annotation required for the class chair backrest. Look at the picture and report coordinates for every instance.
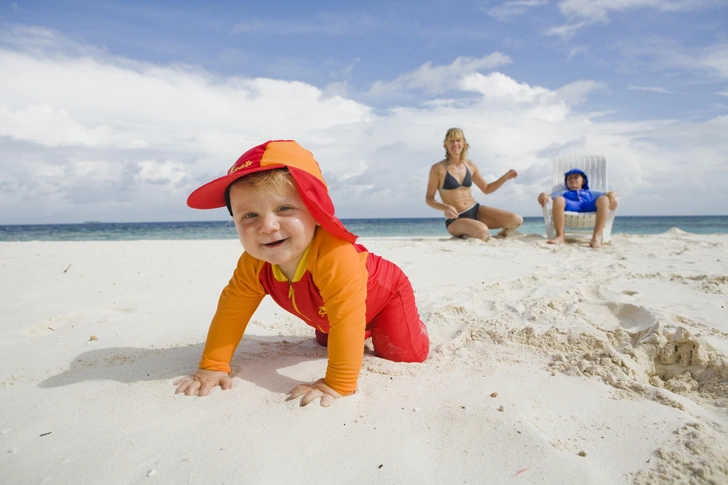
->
[551,155,607,193]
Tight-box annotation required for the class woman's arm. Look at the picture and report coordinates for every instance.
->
[471,161,518,195]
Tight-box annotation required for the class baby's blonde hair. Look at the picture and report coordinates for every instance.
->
[225,169,296,215]
[232,168,295,195]
[443,127,469,163]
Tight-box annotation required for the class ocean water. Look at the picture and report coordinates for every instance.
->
[1,216,727,242]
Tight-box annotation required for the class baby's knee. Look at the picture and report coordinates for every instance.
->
[552,196,566,207]
[512,214,523,227]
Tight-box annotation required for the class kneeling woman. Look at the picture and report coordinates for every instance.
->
[425,128,523,240]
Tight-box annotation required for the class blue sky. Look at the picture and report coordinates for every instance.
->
[1,0,727,224]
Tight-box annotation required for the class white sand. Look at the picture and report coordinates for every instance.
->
[2,230,727,484]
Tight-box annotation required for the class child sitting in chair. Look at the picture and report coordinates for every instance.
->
[537,168,618,249]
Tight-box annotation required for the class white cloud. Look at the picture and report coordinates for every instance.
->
[556,80,606,104]
[0,24,105,58]
[231,22,265,33]
[0,27,374,223]
[558,0,718,23]
[0,45,371,153]
[0,103,118,147]
[0,27,726,223]
[541,21,587,40]
[702,43,728,78]
[488,0,548,21]
[231,13,380,36]
[460,72,555,102]
[628,86,674,94]
[458,73,602,112]
[368,53,512,96]
[136,160,188,185]
[626,41,728,81]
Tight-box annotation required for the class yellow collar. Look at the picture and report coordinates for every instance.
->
[271,238,314,283]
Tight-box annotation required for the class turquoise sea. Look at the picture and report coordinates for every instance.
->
[0,216,727,242]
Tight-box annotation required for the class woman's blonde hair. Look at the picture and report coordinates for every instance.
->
[443,127,469,163]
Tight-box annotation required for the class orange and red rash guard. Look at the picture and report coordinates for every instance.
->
[199,228,399,396]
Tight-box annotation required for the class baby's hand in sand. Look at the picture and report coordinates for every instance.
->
[174,369,232,397]
[286,378,342,407]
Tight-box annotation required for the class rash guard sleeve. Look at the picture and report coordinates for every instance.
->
[199,253,266,373]
[311,235,369,396]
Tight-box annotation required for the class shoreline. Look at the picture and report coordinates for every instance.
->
[2,215,728,244]
[3,228,728,244]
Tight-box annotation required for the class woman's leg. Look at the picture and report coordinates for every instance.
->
[447,218,490,240]
[477,205,523,235]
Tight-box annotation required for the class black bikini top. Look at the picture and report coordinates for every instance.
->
[441,164,472,190]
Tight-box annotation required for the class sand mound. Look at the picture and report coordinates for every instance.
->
[534,323,728,408]
[630,422,728,484]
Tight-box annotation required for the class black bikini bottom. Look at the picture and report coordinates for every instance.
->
[445,203,480,228]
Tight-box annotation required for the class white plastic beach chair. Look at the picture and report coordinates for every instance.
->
[542,155,617,242]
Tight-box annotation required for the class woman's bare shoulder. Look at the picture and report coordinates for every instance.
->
[430,159,447,171]
[464,158,479,171]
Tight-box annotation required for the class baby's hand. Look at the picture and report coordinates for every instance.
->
[286,378,342,407]
[174,369,232,396]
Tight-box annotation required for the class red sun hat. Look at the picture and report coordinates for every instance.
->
[187,140,357,243]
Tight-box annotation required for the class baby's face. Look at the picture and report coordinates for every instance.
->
[229,181,316,275]
[566,174,584,190]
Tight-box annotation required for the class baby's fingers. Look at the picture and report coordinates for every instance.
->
[285,385,325,406]
[286,384,313,401]
[184,379,202,396]
[198,379,216,396]
[319,393,336,407]
[300,389,324,407]
[286,380,341,406]
[174,377,193,394]
[198,375,233,396]
[220,375,233,390]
